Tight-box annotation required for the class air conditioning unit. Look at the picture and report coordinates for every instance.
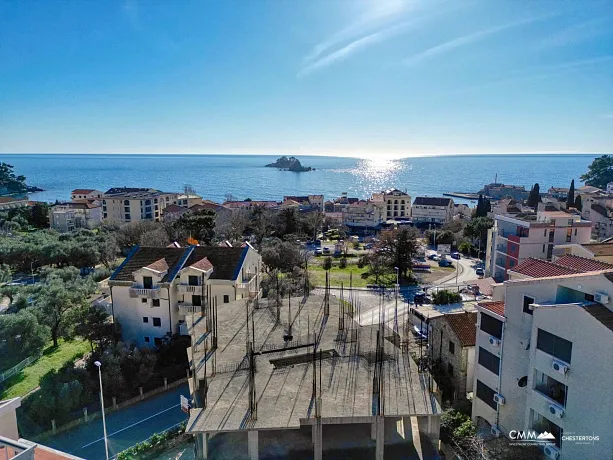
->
[544,444,560,460]
[490,425,502,438]
[551,358,569,375]
[549,403,565,418]
[594,292,609,304]
[493,393,505,405]
[489,336,501,347]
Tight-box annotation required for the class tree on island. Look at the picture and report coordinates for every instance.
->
[527,183,541,208]
[581,154,613,189]
[566,180,575,209]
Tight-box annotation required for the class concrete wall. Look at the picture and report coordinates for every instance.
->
[0,409,19,440]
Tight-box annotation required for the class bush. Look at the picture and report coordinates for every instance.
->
[339,257,347,269]
[432,290,462,305]
[357,255,368,269]
[322,257,332,271]
[458,241,472,255]
[116,422,186,459]
[92,266,111,282]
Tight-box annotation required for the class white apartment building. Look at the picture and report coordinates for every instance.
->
[108,244,261,348]
[372,188,411,220]
[411,197,454,225]
[71,189,103,201]
[343,200,386,233]
[102,188,179,223]
[472,270,613,460]
[49,201,103,232]
[486,210,592,282]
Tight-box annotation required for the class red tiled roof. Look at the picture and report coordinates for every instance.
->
[555,255,613,272]
[144,258,169,272]
[511,258,578,278]
[71,189,98,195]
[445,312,477,347]
[0,197,26,204]
[479,300,505,317]
[190,257,213,272]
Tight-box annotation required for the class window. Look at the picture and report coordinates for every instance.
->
[143,276,153,289]
[152,317,161,327]
[152,299,160,307]
[124,206,130,213]
[536,328,572,363]
[192,295,202,307]
[534,370,567,406]
[154,337,163,347]
[124,200,130,205]
[542,244,545,253]
[141,298,147,303]
[448,340,455,354]
[574,228,577,236]
[476,380,497,410]
[125,214,131,220]
[223,295,230,303]
[544,229,547,237]
[566,228,572,243]
[522,295,535,315]
[480,313,503,339]
[518,376,528,387]
[188,275,199,286]
[478,347,500,375]
[143,317,148,323]
[447,363,454,375]
[144,336,150,343]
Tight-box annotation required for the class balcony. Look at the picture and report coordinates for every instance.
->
[129,285,160,298]
[177,283,202,295]
[178,320,188,336]
[534,372,566,407]
[237,273,258,291]
[179,302,204,316]
[496,244,507,254]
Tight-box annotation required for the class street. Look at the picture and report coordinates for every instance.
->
[43,383,190,459]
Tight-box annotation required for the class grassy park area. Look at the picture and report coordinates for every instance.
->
[1,339,90,399]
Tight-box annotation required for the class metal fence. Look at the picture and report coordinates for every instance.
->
[0,354,41,384]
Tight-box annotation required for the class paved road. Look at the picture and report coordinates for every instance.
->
[44,383,190,459]
[434,255,477,287]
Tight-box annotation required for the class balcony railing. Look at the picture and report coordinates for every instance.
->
[177,283,202,294]
[237,273,258,291]
[129,286,161,298]
[179,303,204,316]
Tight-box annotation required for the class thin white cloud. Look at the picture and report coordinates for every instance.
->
[538,17,611,49]
[299,19,418,77]
[403,15,551,66]
[304,0,413,64]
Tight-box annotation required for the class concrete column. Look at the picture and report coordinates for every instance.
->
[312,421,323,460]
[164,377,168,389]
[375,416,384,460]
[195,433,209,459]
[83,407,88,422]
[112,396,117,408]
[370,419,376,440]
[248,430,258,460]
[139,386,144,399]
[51,419,56,434]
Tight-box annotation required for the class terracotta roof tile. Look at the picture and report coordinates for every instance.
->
[71,189,97,195]
[555,254,613,272]
[145,258,169,273]
[190,257,213,272]
[478,300,505,317]
[444,312,477,347]
[511,258,578,278]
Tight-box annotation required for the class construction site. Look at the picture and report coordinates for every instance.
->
[185,278,442,459]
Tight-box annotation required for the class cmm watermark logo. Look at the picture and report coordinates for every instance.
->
[509,430,556,445]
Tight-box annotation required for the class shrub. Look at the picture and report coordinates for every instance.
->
[322,257,332,271]
[339,257,347,269]
[432,290,462,305]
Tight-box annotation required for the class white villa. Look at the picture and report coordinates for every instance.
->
[107,244,261,347]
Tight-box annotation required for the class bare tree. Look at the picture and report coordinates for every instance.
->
[214,209,250,243]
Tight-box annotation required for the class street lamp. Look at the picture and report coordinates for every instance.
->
[94,361,109,460]
[394,266,399,294]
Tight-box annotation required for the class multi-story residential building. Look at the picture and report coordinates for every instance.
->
[71,189,103,201]
[453,203,471,220]
[342,199,386,234]
[472,268,613,460]
[101,188,178,223]
[411,197,454,226]
[108,244,261,347]
[486,210,592,281]
[0,197,29,211]
[175,194,203,208]
[547,187,570,201]
[372,188,411,221]
[506,255,613,281]
[222,200,279,211]
[49,201,103,232]
[428,312,477,402]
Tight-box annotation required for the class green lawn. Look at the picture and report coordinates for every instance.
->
[308,262,396,288]
[1,339,90,399]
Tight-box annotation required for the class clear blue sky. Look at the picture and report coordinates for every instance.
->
[1,0,612,157]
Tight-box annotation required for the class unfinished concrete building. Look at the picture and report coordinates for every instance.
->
[184,282,441,459]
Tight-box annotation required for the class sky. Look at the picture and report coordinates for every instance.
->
[0,0,612,158]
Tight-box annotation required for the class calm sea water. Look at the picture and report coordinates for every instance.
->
[0,154,597,204]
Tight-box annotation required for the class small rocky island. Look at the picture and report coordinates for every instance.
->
[265,156,313,172]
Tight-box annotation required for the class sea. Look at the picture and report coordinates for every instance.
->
[0,154,599,205]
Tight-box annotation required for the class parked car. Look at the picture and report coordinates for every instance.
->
[315,239,322,246]
[365,243,373,249]
[427,253,439,261]
[438,258,452,267]
[323,247,331,254]
[315,248,322,255]
[450,252,460,260]
[475,267,485,277]
[413,290,427,304]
